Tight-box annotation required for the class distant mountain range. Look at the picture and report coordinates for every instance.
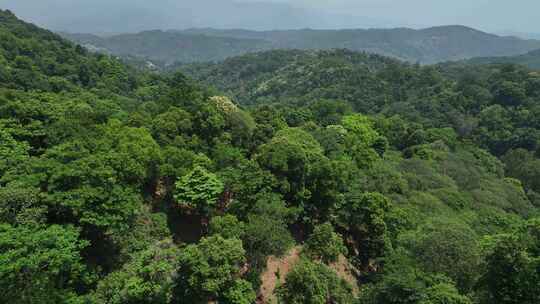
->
[61,31,272,65]
[62,26,540,65]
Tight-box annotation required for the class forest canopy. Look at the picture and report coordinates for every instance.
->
[0,8,539,304]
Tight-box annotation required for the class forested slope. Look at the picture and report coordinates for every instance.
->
[463,48,540,69]
[62,30,272,64]
[2,9,540,304]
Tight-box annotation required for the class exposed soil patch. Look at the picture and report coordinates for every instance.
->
[329,255,360,296]
[257,246,359,303]
[258,246,301,304]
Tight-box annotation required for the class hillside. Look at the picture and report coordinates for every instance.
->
[463,48,540,69]
[2,9,540,304]
[61,30,272,64]
[64,25,540,64]
[183,48,540,156]
[180,49,400,108]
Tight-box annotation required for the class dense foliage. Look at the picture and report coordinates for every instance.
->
[1,9,540,304]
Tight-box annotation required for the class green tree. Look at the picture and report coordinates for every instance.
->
[0,128,29,178]
[174,165,224,218]
[174,235,253,303]
[0,224,89,304]
[304,222,347,264]
[341,114,384,168]
[278,259,354,304]
[401,219,481,292]
[493,81,526,107]
[479,228,540,304]
[0,186,45,226]
[209,215,246,240]
[222,279,257,304]
[359,253,471,304]
[419,284,472,304]
[336,192,392,269]
[90,239,180,304]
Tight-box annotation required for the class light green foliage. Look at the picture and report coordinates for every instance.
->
[0,128,29,177]
[419,284,472,304]
[341,114,379,146]
[174,165,224,216]
[0,224,89,304]
[426,128,458,149]
[304,222,347,264]
[278,259,354,304]
[101,121,163,186]
[341,114,385,168]
[175,235,253,303]
[222,279,257,304]
[209,215,246,239]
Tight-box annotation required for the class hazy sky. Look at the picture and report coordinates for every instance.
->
[1,0,539,34]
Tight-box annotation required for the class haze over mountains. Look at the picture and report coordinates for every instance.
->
[5,0,540,66]
[62,26,540,65]
[1,0,392,33]
[5,0,540,34]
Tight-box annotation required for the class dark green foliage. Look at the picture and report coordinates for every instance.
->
[90,239,180,304]
[242,195,295,264]
[336,192,392,268]
[359,251,472,304]
[478,219,540,304]
[400,218,481,292]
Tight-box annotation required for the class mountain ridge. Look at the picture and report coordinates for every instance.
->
[62,25,540,65]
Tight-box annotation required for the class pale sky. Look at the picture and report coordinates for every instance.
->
[1,0,538,35]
